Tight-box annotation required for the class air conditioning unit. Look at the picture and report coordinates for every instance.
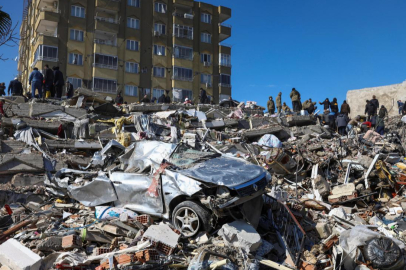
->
[203,61,210,67]
[154,31,161,36]
[184,14,193,19]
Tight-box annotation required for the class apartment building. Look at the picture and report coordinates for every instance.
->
[18,0,232,103]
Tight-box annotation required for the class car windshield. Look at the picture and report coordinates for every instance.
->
[169,144,221,169]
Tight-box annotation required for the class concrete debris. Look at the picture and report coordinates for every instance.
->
[2,91,406,269]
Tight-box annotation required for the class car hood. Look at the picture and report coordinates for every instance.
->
[177,156,267,188]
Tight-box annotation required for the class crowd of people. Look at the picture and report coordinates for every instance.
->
[266,88,392,136]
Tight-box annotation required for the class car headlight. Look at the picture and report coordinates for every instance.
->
[216,186,231,199]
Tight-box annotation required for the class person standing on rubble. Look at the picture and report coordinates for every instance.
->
[289,88,301,112]
[370,95,379,115]
[378,105,388,119]
[29,67,43,98]
[365,100,375,121]
[307,98,316,114]
[199,88,207,104]
[276,92,282,113]
[43,65,54,98]
[375,114,385,135]
[330,98,339,114]
[319,98,330,111]
[7,78,23,96]
[267,96,275,114]
[282,102,291,113]
[301,99,309,112]
[53,66,64,99]
[66,80,74,99]
[140,95,150,103]
[164,90,171,103]
[340,100,351,116]
[336,113,349,135]
[115,93,123,105]
[0,83,6,96]
[398,100,404,115]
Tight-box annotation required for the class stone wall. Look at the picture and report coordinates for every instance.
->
[346,80,406,118]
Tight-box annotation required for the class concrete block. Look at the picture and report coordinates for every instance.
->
[328,208,348,220]
[316,223,332,239]
[62,235,82,249]
[218,220,262,252]
[11,174,44,187]
[143,224,180,248]
[0,239,42,270]
[37,236,63,252]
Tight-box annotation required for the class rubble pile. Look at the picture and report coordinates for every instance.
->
[1,89,406,270]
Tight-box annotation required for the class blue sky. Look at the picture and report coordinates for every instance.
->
[1,0,406,108]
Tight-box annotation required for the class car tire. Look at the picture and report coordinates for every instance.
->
[172,201,211,238]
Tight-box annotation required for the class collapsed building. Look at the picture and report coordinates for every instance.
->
[1,89,406,270]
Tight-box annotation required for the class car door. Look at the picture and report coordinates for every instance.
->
[110,171,164,217]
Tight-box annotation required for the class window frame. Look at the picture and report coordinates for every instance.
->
[125,61,139,74]
[219,53,231,67]
[93,77,117,93]
[127,0,140,7]
[153,66,165,78]
[67,77,82,90]
[127,17,140,29]
[201,32,212,44]
[126,39,139,51]
[71,5,85,18]
[173,88,193,102]
[94,53,118,70]
[125,85,138,97]
[154,23,166,35]
[70,29,84,42]
[68,53,83,65]
[154,2,167,13]
[173,24,193,40]
[173,66,193,82]
[153,44,166,56]
[200,73,212,86]
[219,74,231,87]
[173,45,193,60]
[153,88,165,99]
[201,13,211,24]
[200,53,211,63]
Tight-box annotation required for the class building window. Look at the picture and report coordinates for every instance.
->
[200,53,211,64]
[153,67,165,78]
[34,45,58,63]
[201,13,211,24]
[94,54,118,70]
[70,29,84,42]
[126,40,139,51]
[140,88,151,97]
[154,23,166,35]
[173,67,193,82]
[173,88,192,102]
[93,78,117,93]
[220,53,231,67]
[71,5,85,18]
[153,88,165,99]
[68,53,83,65]
[127,0,140,7]
[125,62,138,73]
[173,24,193,40]
[173,45,193,60]
[201,32,211,43]
[68,77,82,89]
[125,85,138,96]
[154,2,167,13]
[201,74,211,86]
[219,74,231,87]
[153,45,165,56]
[127,17,140,29]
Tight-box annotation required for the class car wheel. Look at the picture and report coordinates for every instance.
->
[172,201,211,237]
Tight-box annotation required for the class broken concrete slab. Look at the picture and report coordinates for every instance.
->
[0,239,42,270]
[218,220,262,252]
[143,223,180,248]
[11,173,44,187]
[286,115,316,127]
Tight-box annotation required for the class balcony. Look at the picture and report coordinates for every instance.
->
[31,55,59,68]
[219,83,231,88]
[37,0,59,12]
[35,9,60,35]
[95,17,119,32]
[173,0,194,7]
[92,63,118,70]
[219,23,231,42]
[218,6,231,23]
[219,44,232,55]
[95,0,121,12]
[32,33,58,48]
[172,76,193,82]
[172,12,194,19]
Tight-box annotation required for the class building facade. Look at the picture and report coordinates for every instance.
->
[18,0,232,103]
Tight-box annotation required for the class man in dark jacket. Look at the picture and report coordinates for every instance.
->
[66,80,74,98]
[53,66,64,98]
[340,100,350,116]
[370,95,379,115]
[319,98,330,111]
[0,83,6,96]
[398,100,404,115]
[336,113,349,135]
[164,90,171,103]
[365,100,375,121]
[330,98,339,114]
[8,78,23,96]
[140,95,150,103]
[44,65,54,97]
[115,93,123,104]
[267,96,275,114]
[29,67,43,98]
[158,93,165,103]
[199,88,207,104]
[378,105,388,118]
[289,88,301,112]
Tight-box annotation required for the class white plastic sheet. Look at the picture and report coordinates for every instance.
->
[258,134,282,148]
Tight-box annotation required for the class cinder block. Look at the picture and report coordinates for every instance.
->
[0,239,42,270]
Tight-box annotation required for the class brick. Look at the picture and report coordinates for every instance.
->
[94,247,111,256]
[62,235,82,249]
[135,214,153,226]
